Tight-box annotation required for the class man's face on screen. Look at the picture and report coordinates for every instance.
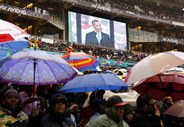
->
[93,21,102,32]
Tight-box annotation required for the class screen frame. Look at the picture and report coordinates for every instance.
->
[66,10,129,51]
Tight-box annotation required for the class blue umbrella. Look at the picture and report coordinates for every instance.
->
[0,50,77,85]
[59,73,128,93]
[0,39,29,54]
[0,47,11,60]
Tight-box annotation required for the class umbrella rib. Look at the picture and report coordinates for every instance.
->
[45,61,71,84]
[44,61,59,84]
[99,74,106,91]
[17,60,30,85]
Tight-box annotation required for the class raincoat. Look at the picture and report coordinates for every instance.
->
[85,107,129,127]
[0,107,28,127]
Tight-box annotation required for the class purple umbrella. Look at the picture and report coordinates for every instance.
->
[0,50,77,85]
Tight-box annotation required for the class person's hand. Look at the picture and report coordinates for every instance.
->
[69,104,78,112]
[30,109,39,118]
[77,120,85,127]
[154,103,160,117]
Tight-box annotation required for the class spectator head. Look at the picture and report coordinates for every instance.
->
[92,98,107,114]
[136,94,155,114]
[107,95,127,119]
[95,89,105,99]
[89,89,105,105]
[2,88,21,110]
[49,93,68,114]
[107,95,127,107]
[163,96,173,107]
[123,104,135,123]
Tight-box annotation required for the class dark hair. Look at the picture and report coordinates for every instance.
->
[136,94,150,109]
[92,20,100,25]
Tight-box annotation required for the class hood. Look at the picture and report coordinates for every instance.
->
[105,107,123,124]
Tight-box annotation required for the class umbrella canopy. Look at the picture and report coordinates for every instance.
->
[61,52,100,72]
[0,47,11,60]
[59,73,128,93]
[125,51,184,85]
[0,39,29,54]
[132,72,184,101]
[164,100,184,118]
[0,19,29,42]
[0,50,77,85]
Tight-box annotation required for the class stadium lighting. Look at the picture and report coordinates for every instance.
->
[23,3,33,9]
[182,8,184,11]
[14,1,20,5]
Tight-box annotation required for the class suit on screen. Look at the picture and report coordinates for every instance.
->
[85,31,114,48]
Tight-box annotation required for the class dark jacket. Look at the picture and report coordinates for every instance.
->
[129,111,162,127]
[85,31,114,48]
[40,111,75,127]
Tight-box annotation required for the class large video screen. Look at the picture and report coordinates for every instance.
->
[68,11,127,50]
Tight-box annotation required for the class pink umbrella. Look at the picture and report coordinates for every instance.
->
[132,72,184,101]
[0,19,29,42]
[164,100,184,118]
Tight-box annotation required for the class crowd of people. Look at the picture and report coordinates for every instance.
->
[0,84,183,127]
[87,0,184,23]
[39,41,147,63]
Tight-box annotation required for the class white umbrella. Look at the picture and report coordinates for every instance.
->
[0,19,29,42]
[125,51,184,85]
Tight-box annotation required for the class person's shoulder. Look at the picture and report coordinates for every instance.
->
[86,31,95,35]
[85,114,112,127]
[102,32,109,35]
[101,32,110,38]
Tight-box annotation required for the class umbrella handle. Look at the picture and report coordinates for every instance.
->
[33,59,36,86]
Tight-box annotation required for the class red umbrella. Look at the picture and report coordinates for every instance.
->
[132,72,184,101]
[164,100,184,118]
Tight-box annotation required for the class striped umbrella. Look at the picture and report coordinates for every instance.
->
[61,52,100,72]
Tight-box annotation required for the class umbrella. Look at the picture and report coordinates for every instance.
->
[125,51,184,85]
[0,50,77,85]
[132,72,184,101]
[0,39,29,54]
[0,19,29,42]
[61,52,100,72]
[0,47,11,60]
[59,73,128,93]
[164,100,184,118]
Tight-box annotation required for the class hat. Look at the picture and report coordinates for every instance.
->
[49,93,68,106]
[107,95,127,107]
[4,88,19,97]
